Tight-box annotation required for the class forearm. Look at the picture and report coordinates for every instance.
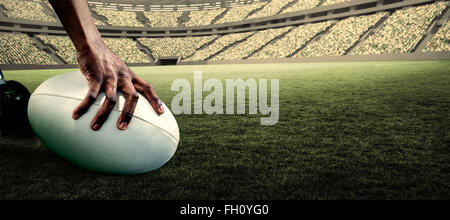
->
[48,0,102,52]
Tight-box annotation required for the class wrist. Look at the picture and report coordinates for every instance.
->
[76,37,105,54]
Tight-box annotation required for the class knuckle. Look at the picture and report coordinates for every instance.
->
[87,93,98,102]
[87,76,101,85]
[104,65,114,74]
[127,67,135,75]
[106,78,117,86]
[130,92,140,101]
[118,71,130,79]
[151,96,160,103]
[145,83,153,90]
[106,96,117,105]
[85,71,101,83]
[89,81,101,91]
[122,111,134,122]
[125,111,134,118]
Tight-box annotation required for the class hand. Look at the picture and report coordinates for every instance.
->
[72,40,164,131]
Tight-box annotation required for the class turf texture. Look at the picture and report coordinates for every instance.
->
[0,61,449,199]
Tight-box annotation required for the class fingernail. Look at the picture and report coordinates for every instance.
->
[73,114,80,120]
[158,101,164,114]
[92,123,101,131]
[119,122,128,130]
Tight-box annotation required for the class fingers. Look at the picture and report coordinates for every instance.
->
[117,81,139,130]
[73,68,159,131]
[73,79,101,120]
[133,76,164,115]
[90,79,118,131]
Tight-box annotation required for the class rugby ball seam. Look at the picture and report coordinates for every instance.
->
[31,93,179,143]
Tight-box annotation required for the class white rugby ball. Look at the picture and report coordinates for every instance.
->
[28,71,179,175]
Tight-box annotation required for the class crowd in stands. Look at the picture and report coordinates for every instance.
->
[211,27,291,61]
[93,8,144,27]
[0,0,396,27]
[184,8,226,27]
[186,32,254,61]
[281,0,321,14]
[322,0,353,6]
[102,38,150,63]
[297,13,386,57]
[38,34,77,64]
[1,1,449,66]
[38,35,150,64]
[247,0,295,19]
[215,2,266,24]
[0,0,360,26]
[424,20,450,52]
[92,16,107,26]
[144,11,182,28]
[353,2,447,55]
[0,32,56,65]
[0,0,56,22]
[138,36,217,59]
[94,19,106,26]
[251,21,335,59]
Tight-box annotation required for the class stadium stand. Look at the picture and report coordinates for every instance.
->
[93,18,107,26]
[211,27,292,61]
[424,20,450,52]
[322,0,353,6]
[247,0,296,19]
[297,13,387,57]
[143,11,183,28]
[1,0,449,66]
[89,11,108,26]
[281,0,321,14]
[250,20,336,59]
[0,32,56,65]
[37,34,77,64]
[38,35,150,64]
[0,0,57,22]
[184,8,227,26]
[215,2,266,24]
[353,2,448,55]
[138,36,218,59]
[93,8,144,27]
[186,32,254,61]
[102,38,150,63]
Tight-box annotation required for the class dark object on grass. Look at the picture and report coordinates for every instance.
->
[0,70,31,135]
[0,69,5,85]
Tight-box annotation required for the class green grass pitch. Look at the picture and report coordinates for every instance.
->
[1,60,449,199]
